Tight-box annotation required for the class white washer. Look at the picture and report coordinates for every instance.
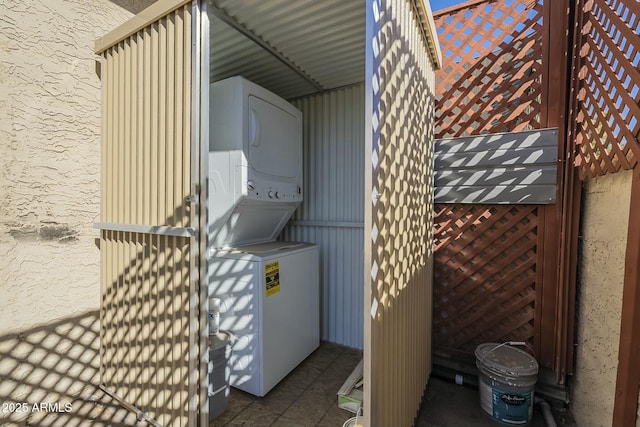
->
[208,241,319,396]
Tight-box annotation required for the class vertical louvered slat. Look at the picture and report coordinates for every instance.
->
[172,9,185,414]
[183,7,192,231]
[365,0,436,425]
[98,3,195,425]
[166,15,176,235]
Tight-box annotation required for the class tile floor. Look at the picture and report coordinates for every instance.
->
[212,342,577,427]
[210,342,362,427]
[416,377,576,427]
[38,341,573,426]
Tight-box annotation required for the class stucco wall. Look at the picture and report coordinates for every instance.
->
[572,169,633,427]
[0,0,154,424]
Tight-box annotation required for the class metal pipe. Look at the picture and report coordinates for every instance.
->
[534,396,558,427]
[430,365,478,389]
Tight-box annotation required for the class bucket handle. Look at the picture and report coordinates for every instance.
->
[479,341,536,367]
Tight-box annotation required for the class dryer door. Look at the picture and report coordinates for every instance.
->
[247,95,301,178]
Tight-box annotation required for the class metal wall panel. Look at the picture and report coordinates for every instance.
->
[98,4,197,425]
[364,0,436,425]
[281,85,365,349]
[434,128,559,204]
[209,14,317,99]
[210,0,365,91]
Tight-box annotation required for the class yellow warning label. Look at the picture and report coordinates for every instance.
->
[265,261,281,297]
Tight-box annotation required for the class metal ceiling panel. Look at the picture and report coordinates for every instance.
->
[209,0,365,98]
[210,15,317,99]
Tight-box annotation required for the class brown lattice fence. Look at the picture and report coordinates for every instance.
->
[435,0,544,138]
[432,0,575,382]
[433,0,638,389]
[433,0,547,360]
[433,204,540,354]
[571,0,640,178]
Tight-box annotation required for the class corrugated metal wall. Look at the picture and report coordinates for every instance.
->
[97,3,198,425]
[209,0,365,96]
[282,84,365,349]
[364,0,436,425]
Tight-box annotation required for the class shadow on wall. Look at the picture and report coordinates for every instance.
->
[372,13,436,311]
[364,1,436,425]
[100,229,193,426]
[109,0,159,16]
[0,310,145,426]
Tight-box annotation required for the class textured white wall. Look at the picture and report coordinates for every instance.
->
[0,1,155,424]
[572,169,633,427]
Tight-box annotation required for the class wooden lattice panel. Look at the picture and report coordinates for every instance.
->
[434,0,544,138]
[433,204,539,353]
[572,0,640,178]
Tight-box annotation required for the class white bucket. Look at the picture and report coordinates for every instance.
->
[208,331,232,420]
[341,417,364,427]
[475,343,539,426]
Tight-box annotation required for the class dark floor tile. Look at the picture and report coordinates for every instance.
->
[277,364,324,392]
[416,377,511,427]
[224,404,281,427]
[415,377,577,427]
[299,342,345,372]
[249,385,301,416]
[211,342,363,427]
[317,404,357,427]
[210,388,255,426]
[333,348,363,371]
[269,419,308,427]
[274,390,329,426]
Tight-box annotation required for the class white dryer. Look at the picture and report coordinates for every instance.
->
[208,76,303,248]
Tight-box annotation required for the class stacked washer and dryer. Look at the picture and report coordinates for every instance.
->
[207,76,320,397]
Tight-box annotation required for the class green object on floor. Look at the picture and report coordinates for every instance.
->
[337,359,363,413]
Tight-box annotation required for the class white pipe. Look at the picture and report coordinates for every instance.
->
[208,297,221,334]
[534,396,557,427]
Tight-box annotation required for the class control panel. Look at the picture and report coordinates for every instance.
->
[244,179,302,201]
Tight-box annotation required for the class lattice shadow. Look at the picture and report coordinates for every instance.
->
[433,204,539,353]
[0,311,147,427]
